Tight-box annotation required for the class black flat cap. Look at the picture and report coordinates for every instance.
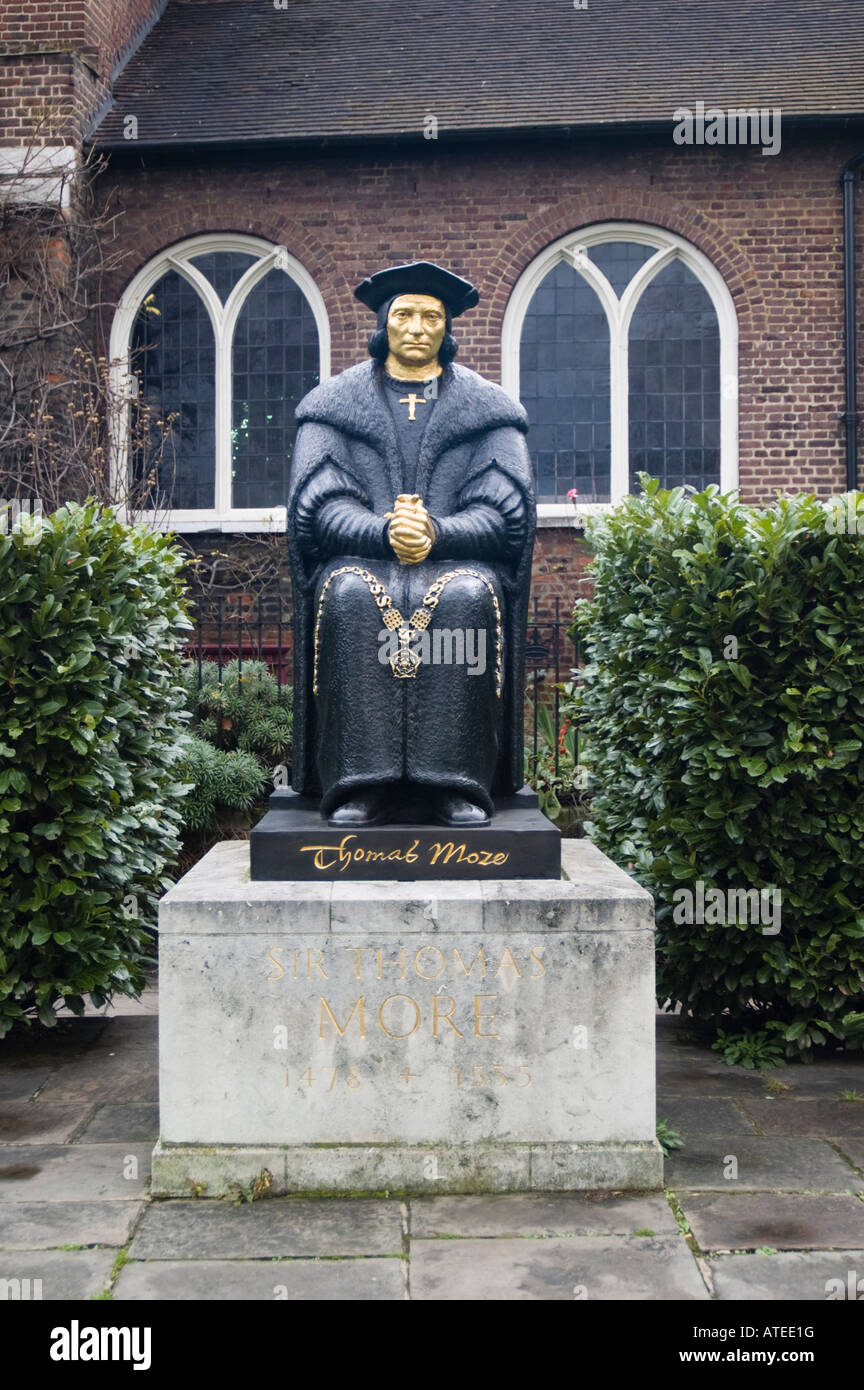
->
[354,261,479,317]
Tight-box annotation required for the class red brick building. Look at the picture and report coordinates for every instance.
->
[4,0,864,624]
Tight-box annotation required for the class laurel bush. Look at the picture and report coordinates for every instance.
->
[0,503,191,1035]
[575,479,864,1059]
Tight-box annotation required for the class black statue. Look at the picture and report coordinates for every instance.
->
[286,262,535,828]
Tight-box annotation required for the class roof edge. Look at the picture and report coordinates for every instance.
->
[87,110,864,157]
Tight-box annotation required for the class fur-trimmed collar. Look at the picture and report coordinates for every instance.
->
[296,360,527,455]
[295,360,528,499]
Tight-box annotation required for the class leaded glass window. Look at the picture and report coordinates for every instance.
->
[131,269,215,510]
[629,260,720,493]
[588,241,655,297]
[519,262,610,503]
[119,238,328,523]
[510,226,735,506]
[231,270,320,509]
[189,251,257,304]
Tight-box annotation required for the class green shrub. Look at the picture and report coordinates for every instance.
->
[179,658,292,767]
[575,478,864,1060]
[174,735,268,833]
[712,1027,787,1070]
[175,658,291,838]
[656,1118,685,1155]
[524,689,586,834]
[0,503,191,1035]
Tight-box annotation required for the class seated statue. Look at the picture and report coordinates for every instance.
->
[286,261,535,828]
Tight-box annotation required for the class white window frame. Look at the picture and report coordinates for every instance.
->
[109,233,331,532]
[501,222,738,527]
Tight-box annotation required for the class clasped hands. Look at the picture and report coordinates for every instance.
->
[385,493,435,564]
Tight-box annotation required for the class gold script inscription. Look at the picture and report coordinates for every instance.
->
[296,835,510,872]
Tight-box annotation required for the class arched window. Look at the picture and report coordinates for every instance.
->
[110,235,330,530]
[502,224,737,516]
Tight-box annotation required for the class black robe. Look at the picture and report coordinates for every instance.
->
[286,359,535,815]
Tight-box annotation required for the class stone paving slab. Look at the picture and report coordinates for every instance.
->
[739,1099,864,1137]
[409,1193,678,1238]
[656,1064,767,1097]
[766,1062,864,1099]
[76,1104,159,1143]
[0,1145,152,1201]
[0,1102,92,1144]
[681,1193,864,1251]
[98,1016,158,1043]
[0,1249,115,1299]
[710,1250,864,1300]
[114,1257,405,1300]
[0,1200,143,1250]
[36,1051,158,1104]
[834,1139,864,1173]
[665,1137,861,1192]
[655,1099,757,1138]
[130,1198,404,1259]
[0,1068,55,1102]
[410,1235,708,1300]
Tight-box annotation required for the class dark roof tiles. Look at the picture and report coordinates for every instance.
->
[90,0,864,148]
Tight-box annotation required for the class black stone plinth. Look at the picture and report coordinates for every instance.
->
[249,786,562,881]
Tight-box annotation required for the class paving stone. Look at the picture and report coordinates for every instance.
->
[681,1193,864,1250]
[0,1069,55,1102]
[0,1201,143,1250]
[770,1061,864,1099]
[36,1050,158,1103]
[0,1102,93,1145]
[656,1099,757,1138]
[711,1250,864,1300]
[739,1099,864,1137]
[656,1068,767,1099]
[129,1197,403,1258]
[833,1139,864,1174]
[0,1249,114,1300]
[0,1145,151,1201]
[410,1235,708,1300]
[114,1257,404,1301]
[98,1015,158,1044]
[76,1104,159,1143]
[410,1193,678,1238]
[654,1018,761,1079]
[665,1137,862,1192]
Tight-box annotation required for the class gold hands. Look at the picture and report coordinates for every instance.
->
[385,493,435,565]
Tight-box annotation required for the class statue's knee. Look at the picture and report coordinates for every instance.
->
[433,574,499,623]
[325,570,381,605]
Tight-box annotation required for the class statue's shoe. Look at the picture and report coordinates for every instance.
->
[429,791,490,827]
[328,790,389,827]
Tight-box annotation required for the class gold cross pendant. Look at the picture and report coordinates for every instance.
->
[398,393,426,422]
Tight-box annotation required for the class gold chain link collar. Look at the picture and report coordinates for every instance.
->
[313,566,502,696]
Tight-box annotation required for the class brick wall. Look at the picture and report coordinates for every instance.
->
[0,0,164,144]
[97,127,864,510]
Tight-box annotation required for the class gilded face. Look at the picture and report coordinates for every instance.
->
[386,294,447,369]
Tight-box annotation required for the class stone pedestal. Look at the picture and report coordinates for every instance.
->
[152,839,662,1196]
